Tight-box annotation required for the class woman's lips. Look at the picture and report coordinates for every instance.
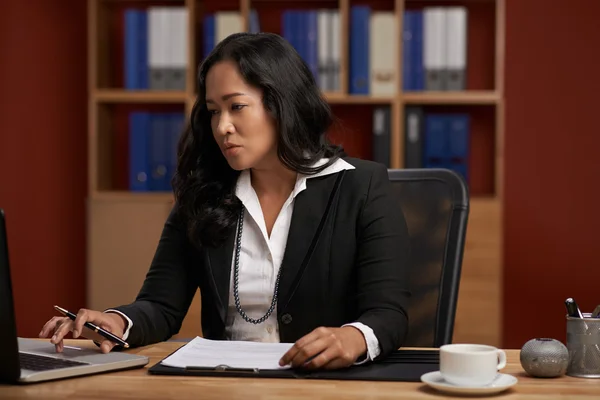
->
[223,144,242,156]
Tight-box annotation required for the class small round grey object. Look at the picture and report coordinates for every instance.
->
[520,338,569,378]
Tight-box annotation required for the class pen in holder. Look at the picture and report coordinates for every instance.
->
[566,313,600,378]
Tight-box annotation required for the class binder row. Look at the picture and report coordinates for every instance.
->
[351,6,468,95]
[122,6,467,95]
[126,107,468,192]
[404,108,470,181]
[371,107,470,183]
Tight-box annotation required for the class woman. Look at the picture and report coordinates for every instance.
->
[40,32,411,370]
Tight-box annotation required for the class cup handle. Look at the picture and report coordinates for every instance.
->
[497,349,507,370]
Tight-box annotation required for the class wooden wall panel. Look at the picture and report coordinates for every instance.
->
[453,198,501,346]
[87,200,172,311]
[174,291,202,339]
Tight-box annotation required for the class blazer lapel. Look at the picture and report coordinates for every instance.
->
[278,172,343,309]
[206,228,236,323]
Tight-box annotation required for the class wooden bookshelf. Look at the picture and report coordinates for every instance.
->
[87,0,505,347]
[94,89,188,103]
[325,93,395,104]
[402,91,500,105]
[91,190,174,202]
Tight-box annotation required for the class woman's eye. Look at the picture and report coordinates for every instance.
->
[232,104,246,111]
[207,109,219,115]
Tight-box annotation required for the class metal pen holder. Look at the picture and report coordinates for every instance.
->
[566,313,600,378]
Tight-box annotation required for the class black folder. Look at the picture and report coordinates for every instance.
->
[148,349,439,382]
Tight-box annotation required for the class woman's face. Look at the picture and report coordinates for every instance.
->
[205,60,278,171]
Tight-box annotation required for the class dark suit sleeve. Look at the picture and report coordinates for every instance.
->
[110,206,198,347]
[354,163,411,358]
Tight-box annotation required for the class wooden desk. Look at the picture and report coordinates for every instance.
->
[1,340,599,399]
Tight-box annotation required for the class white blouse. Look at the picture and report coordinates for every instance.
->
[113,158,381,362]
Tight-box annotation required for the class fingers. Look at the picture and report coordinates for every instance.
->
[305,341,352,370]
[280,327,342,368]
[39,316,70,353]
[279,327,326,366]
[39,316,66,338]
[38,309,122,355]
[50,318,74,346]
[97,322,118,354]
[73,308,95,338]
[289,333,336,368]
[279,327,359,370]
[99,340,117,354]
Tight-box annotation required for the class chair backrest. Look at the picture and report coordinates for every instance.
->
[387,168,469,348]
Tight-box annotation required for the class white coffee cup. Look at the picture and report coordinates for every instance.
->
[439,344,507,387]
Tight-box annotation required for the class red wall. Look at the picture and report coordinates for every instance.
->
[0,1,88,336]
[503,0,600,348]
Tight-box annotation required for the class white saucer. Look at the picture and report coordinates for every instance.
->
[421,371,518,395]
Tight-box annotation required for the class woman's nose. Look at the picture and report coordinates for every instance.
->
[216,114,234,136]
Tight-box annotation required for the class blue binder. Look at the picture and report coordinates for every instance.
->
[349,6,370,94]
[128,112,150,191]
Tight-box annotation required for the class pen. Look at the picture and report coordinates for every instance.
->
[564,298,584,318]
[53,305,129,349]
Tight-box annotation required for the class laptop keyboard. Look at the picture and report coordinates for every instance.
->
[20,352,89,371]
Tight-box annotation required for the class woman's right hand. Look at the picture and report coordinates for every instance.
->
[38,309,127,353]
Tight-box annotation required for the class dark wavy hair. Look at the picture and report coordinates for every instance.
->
[172,32,345,249]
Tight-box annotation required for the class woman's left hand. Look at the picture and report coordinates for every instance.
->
[279,326,367,370]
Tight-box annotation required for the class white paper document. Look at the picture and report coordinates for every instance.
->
[160,336,295,370]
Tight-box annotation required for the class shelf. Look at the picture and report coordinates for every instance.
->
[90,191,174,203]
[99,0,186,3]
[89,191,498,204]
[470,195,500,204]
[94,89,188,104]
[91,90,499,106]
[402,91,500,105]
[324,93,396,104]
[323,92,500,105]
[93,90,398,106]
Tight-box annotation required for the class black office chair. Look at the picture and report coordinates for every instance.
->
[387,168,469,348]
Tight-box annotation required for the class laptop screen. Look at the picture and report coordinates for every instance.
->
[0,209,23,382]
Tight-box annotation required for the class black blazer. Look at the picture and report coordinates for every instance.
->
[113,157,411,360]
